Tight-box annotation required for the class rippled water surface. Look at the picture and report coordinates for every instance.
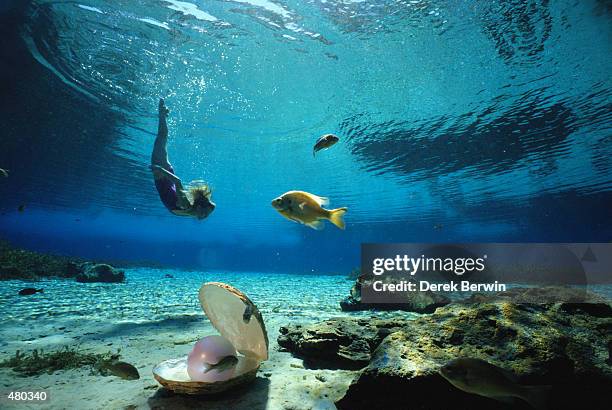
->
[0,0,610,269]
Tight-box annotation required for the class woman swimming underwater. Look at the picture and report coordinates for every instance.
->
[151,99,215,220]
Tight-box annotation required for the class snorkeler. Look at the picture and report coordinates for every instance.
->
[151,99,215,220]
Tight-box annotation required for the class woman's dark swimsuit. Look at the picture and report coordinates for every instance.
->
[154,165,180,212]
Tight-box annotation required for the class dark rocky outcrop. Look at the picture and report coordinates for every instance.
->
[278,317,408,369]
[336,297,612,410]
[0,240,124,283]
[462,285,609,305]
[340,271,450,313]
[0,241,83,280]
[280,287,611,409]
[75,263,125,283]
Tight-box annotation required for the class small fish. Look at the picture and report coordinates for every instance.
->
[18,288,43,296]
[18,204,25,212]
[434,223,444,230]
[439,358,550,409]
[313,134,339,156]
[103,361,140,380]
[0,168,8,178]
[271,191,347,230]
[243,304,253,323]
[203,355,238,374]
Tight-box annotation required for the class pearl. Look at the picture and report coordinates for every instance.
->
[187,335,237,382]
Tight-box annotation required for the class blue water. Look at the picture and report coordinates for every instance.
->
[0,0,610,272]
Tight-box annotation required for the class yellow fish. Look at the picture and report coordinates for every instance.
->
[271,191,347,230]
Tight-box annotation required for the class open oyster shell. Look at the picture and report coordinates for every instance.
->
[152,282,268,394]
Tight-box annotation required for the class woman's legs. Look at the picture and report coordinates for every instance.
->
[151,99,172,170]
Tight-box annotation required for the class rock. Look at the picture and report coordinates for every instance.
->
[336,294,612,410]
[278,317,407,369]
[346,267,361,280]
[463,285,609,305]
[340,272,449,313]
[0,241,84,280]
[1,265,35,280]
[66,262,82,277]
[75,263,125,283]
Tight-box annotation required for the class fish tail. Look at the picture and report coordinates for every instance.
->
[328,207,347,230]
[520,385,551,410]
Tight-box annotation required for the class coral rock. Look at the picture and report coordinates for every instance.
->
[278,317,408,369]
[75,263,125,283]
[336,295,612,410]
[340,273,449,313]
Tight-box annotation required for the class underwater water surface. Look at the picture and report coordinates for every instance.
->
[0,0,610,272]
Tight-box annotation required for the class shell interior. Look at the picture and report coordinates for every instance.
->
[154,356,260,382]
[199,282,269,361]
[153,356,260,394]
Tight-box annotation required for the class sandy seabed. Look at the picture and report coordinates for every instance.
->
[0,269,394,410]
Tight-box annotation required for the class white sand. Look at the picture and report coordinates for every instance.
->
[0,315,356,409]
[0,270,382,409]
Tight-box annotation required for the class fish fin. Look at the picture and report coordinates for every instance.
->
[238,349,255,357]
[299,202,306,210]
[305,193,329,206]
[328,207,347,230]
[520,385,552,410]
[279,211,299,224]
[307,220,325,230]
[289,215,303,224]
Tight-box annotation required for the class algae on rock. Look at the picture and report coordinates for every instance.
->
[336,294,612,410]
